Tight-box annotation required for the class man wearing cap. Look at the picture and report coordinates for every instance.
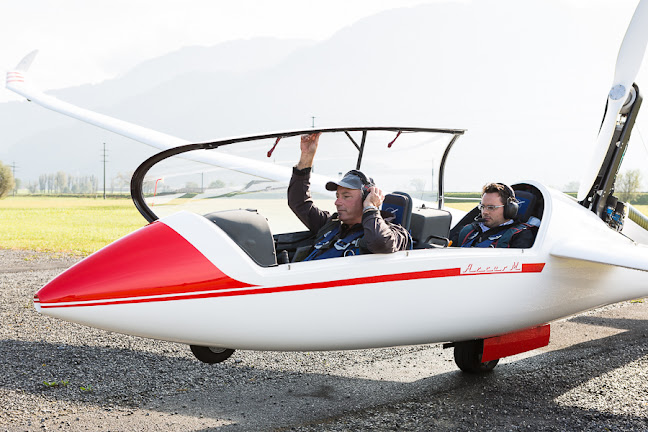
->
[288,133,409,261]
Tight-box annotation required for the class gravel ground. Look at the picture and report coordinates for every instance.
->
[1,248,647,431]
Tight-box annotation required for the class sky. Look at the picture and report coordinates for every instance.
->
[0,0,439,104]
[0,0,642,105]
[2,0,640,102]
[1,0,647,191]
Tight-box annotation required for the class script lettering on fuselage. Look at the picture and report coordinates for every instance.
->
[461,262,521,275]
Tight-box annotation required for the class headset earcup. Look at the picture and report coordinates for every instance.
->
[504,201,518,219]
[344,170,374,201]
[496,182,518,219]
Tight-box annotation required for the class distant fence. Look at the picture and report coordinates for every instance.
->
[11,193,132,199]
[443,192,481,203]
[11,191,648,204]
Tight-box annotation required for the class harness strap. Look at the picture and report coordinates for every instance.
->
[303,225,364,261]
[459,222,532,248]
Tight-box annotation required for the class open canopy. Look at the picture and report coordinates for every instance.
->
[131,127,464,233]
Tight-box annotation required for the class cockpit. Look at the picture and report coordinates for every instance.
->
[130,127,543,267]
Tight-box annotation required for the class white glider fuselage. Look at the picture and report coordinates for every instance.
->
[9,0,648,357]
[32,181,648,351]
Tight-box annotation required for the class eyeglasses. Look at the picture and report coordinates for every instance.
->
[478,204,504,211]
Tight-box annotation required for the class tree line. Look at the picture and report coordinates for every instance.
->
[0,163,135,197]
[26,171,134,195]
[0,160,646,202]
[30,172,99,194]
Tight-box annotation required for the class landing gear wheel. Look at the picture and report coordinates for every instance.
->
[453,340,499,374]
[189,345,235,364]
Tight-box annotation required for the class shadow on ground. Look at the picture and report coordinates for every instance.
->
[2,312,647,430]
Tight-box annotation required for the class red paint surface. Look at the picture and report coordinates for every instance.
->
[35,222,253,305]
[482,324,551,362]
[522,263,545,273]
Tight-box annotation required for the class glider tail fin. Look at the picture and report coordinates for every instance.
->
[6,50,39,98]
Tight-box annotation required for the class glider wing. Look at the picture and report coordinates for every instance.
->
[551,237,648,272]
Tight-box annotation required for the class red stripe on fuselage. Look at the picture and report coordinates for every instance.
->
[39,260,545,309]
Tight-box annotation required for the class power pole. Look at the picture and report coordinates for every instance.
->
[101,143,108,199]
[11,162,16,177]
[11,161,17,196]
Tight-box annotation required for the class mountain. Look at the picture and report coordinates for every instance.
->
[1,0,642,191]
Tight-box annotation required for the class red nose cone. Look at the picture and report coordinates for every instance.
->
[36,221,251,307]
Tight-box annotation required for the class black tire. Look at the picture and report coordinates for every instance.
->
[453,340,499,374]
[189,345,235,364]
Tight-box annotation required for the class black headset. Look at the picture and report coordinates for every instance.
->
[496,182,519,220]
[346,169,375,200]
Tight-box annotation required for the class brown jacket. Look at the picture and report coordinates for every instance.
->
[288,167,409,254]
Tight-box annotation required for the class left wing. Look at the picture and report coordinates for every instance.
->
[6,50,188,150]
[5,51,332,194]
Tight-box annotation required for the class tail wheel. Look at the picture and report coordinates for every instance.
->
[453,340,499,373]
[189,345,235,364]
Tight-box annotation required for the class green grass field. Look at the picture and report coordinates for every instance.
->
[1,197,646,256]
[0,197,146,256]
[634,205,648,216]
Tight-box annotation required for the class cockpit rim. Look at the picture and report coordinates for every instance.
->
[130,126,466,223]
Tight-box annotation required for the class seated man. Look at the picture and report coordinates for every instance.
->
[288,133,409,260]
[456,182,536,248]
